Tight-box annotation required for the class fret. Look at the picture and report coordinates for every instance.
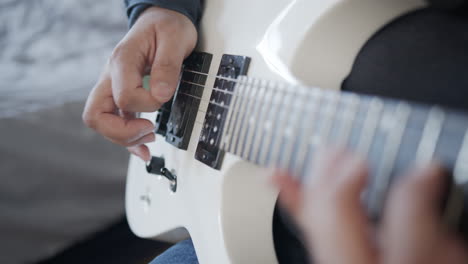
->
[257,83,286,166]
[335,94,360,146]
[454,129,468,184]
[256,83,283,165]
[242,79,267,159]
[356,98,384,155]
[265,84,295,167]
[278,87,309,169]
[235,78,260,157]
[301,91,336,179]
[221,77,244,150]
[230,79,253,153]
[319,92,340,145]
[251,81,280,163]
[293,89,321,176]
[367,102,411,217]
[415,107,445,164]
[227,78,248,152]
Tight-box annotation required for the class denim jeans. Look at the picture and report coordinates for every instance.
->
[149,239,198,264]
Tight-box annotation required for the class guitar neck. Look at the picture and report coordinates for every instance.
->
[197,74,468,219]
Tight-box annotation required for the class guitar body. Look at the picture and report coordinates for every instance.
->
[126,1,427,263]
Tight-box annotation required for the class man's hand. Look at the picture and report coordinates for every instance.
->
[273,149,468,264]
[82,7,197,161]
[382,164,468,264]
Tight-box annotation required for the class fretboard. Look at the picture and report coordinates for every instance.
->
[209,75,468,227]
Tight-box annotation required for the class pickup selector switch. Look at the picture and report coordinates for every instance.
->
[146,156,177,192]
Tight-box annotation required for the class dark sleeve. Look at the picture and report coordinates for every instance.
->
[124,0,202,28]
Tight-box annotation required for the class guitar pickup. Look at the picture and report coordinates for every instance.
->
[165,52,213,150]
[195,54,251,169]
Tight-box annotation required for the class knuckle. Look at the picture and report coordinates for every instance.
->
[324,185,348,205]
[333,187,352,205]
[115,91,131,111]
[400,175,422,193]
[334,180,351,194]
[153,57,179,73]
[82,110,96,129]
[391,178,418,203]
[109,42,127,66]
[156,16,181,35]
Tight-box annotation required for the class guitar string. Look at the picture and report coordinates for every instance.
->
[152,70,462,139]
[177,79,372,139]
[179,77,462,136]
[160,69,467,225]
[171,80,401,135]
[175,76,338,112]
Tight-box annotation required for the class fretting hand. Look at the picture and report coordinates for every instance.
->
[273,148,468,264]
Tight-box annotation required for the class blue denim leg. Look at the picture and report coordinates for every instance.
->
[149,239,199,264]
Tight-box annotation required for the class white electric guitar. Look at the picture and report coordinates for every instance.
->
[126,1,468,263]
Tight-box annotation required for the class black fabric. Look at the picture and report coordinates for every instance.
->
[275,7,468,264]
[273,204,309,264]
[124,0,202,28]
[427,0,468,12]
[36,217,171,264]
[342,7,468,112]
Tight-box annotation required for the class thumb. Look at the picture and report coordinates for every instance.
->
[150,37,186,102]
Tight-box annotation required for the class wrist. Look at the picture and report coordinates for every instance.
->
[137,6,197,49]
[127,3,153,28]
[125,1,201,30]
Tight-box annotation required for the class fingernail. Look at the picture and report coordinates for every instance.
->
[144,133,156,143]
[129,147,143,158]
[153,82,173,100]
[143,126,155,134]
[135,126,154,140]
[146,138,155,145]
[132,147,150,162]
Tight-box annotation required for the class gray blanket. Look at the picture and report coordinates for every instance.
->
[0,1,134,263]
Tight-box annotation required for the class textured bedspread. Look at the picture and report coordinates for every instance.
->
[0,1,134,263]
[0,0,126,117]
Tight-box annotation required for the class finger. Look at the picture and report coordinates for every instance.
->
[386,164,447,223]
[307,147,347,186]
[443,237,468,264]
[382,164,449,263]
[103,116,155,146]
[83,73,155,146]
[334,153,369,201]
[302,152,377,264]
[128,132,156,147]
[322,154,375,263]
[272,171,303,217]
[109,42,162,112]
[149,33,186,102]
[128,145,151,161]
